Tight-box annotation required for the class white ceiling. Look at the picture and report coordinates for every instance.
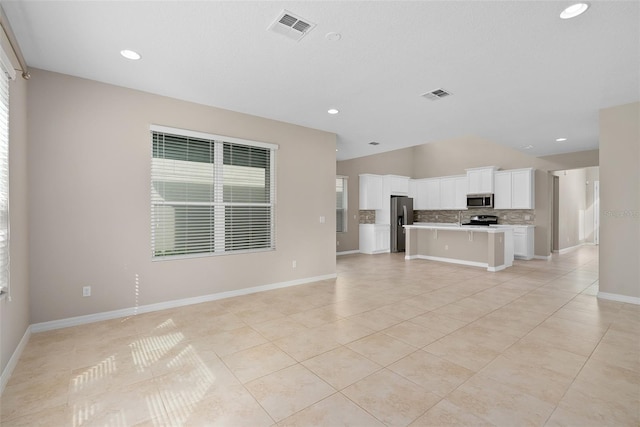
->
[2,1,639,160]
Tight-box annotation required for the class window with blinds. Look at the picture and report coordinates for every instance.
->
[0,46,13,297]
[151,126,277,259]
[336,176,348,233]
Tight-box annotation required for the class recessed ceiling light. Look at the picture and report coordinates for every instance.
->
[120,49,141,60]
[555,137,568,142]
[327,108,339,115]
[560,3,590,19]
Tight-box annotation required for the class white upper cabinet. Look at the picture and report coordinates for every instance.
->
[411,175,466,210]
[439,175,467,210]
[424,178,441,210]
[359,174,383,210]
[494,168,535,209]
[511,169,535,209]
[454,176,468,209]
[386,175,409,195]
[466,166,497,194]
[494,171,512,209]
[410,178,440,210]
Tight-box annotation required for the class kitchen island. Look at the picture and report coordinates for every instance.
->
[403,223,513,272]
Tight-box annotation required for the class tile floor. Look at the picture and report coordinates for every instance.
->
[1,246,639,426]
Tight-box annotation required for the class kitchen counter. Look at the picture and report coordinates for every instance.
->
[408,223,507,233]
[403,223,511,272]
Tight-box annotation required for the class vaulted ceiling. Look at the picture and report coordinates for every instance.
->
[3,1,639,160]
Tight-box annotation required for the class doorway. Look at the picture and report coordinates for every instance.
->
[594,180,600,245]
[552,175,560,252]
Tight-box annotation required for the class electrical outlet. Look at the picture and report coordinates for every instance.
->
[292,260,297,268]
[82,286,91,297]
[525,214,531,220]
[319,216,325,224]
[336,241,340,246]
[445,244,449,251]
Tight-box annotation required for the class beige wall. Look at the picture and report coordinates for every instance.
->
[337,134,598,257]
[0,39,30,374]
[27,69,337,323]
[599,102,639,300]
[553,169,587,250]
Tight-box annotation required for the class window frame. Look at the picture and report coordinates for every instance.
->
[0,45,15,298]
[150,125,278,261]
[336,175,348,233]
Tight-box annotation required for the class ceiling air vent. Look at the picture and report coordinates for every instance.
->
[268,10,316,42]
[421,88,452,101]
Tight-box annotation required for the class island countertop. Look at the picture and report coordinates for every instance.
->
[405,223,506,233]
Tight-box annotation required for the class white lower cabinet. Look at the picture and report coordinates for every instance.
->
[359,224,390,254]
[513,226,534,260]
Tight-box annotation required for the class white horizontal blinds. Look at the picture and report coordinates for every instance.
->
[151,132,216,257]
[0,65,9,292]
[151,129,276,259]
[222,142,274,251]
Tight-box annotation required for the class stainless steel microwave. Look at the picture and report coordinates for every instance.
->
[466,194,494,208]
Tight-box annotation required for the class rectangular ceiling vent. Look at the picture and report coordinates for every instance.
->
[268,10,316,42]
[421,88,452,101]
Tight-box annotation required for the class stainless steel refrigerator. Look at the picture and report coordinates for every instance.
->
[390,196,413,252]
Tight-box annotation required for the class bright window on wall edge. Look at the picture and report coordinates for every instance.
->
[0,44,15,297]
[336,176,348,233]
[150,125,278,260]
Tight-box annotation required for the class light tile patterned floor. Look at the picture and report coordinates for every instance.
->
[1,246,639,426]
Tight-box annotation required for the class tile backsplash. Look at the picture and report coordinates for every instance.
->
[359,210,376,224]
[414,209,535,225]
[360,209,534,225]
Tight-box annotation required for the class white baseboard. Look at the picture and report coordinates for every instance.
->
[336,250,360,256]
[411,255,488,269]
[597,292,640,305]
[31,273,337,333]
[533,254,552,260]
[555,243,585,255]
[409,254,508,272]
[1,325,31,394]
